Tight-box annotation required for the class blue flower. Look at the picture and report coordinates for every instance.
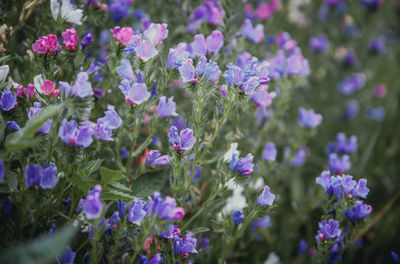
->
[59,119,93,147]
[25,164,42,187]
[6,121,20,131]
[40,163,58,189]
[257,185,275,206]
[56,246,76,264]
[232,210,244,225]
[352,179,369,198]
[0,90,16,111]
[328,153,351,174]
[145,150,170,166]
[168,126,196,152]
[128,199,147,225]
[317,219,342,240]
[298,107,322,128]
[232,153,254,176]
[157,96,178,119]
[83,185,102,219]
[116,59,136,82]
[174,232,198,256]
[263,142,277,162]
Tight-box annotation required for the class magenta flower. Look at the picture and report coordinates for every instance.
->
[143,23,168,46]
[119,79,151,105]
[32,34,61,55]
[157,96,178,119]
[40,80,58,96]
[110,26,134,46]
[62,28,79,51]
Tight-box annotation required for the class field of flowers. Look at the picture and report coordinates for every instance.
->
[0,0,399,263]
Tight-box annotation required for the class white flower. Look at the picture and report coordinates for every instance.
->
[264,252,280,264]
[33,74,44,95]
[223,142,240,163]
[221,179,246,214]
[0,65,9,82]
[50,0,83,25]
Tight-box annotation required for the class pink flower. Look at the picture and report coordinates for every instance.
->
[62,28,79,51]
[110,26,134,46]
[32,34,61,55]
[40,80,55,96]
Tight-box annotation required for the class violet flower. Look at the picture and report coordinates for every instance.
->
[145,150,170,166]
[168,126,196,152]
[59,119,93,147]
[317,219,342,240]
[232,210,244,225]
[157,96,178,119]
[263,142,277,162]
[119,79,151,105]
[83,185,103,219]
[1,90,16,111]
[298,107,323,128]
[257,185,275,206]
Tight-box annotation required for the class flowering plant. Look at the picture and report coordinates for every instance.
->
[0,0,398,263]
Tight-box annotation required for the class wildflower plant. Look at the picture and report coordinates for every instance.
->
[0,0,399,263]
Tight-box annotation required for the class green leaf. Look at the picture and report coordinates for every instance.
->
[0,225,77,264]
[4,167,18,191]
[5,103,64,151]
[132,169,169,198]
[191,227,210,234]
[73,172,98,194]
[102,190,134,200]
[0,114,4,142]
[81,159,102,177]
[100,167,125,185]
[106,181,132,192]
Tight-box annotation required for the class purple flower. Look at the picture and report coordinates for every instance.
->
[0,159,3,180]
[391,251,399,263]
[263,142,277,162]
[352,179,369,198]
[316,170,332,193]
[136,40,158,62]
[116,59,136,82]
[174,232,198,256]
[167,43,190,69]
[144,23,168,46]
[310,34,329,52]
[298,107,322,128]
[241,76,259,96]
[28,102,53,134]
[343,100,359,120]
[317,219,342,240]
[257,185,275,206]
[157,96,178,119]
[80,32,93,48]
[366,107,385,121]
[298,239,308,255]
[179,59,196,83]
[1,90,16,111]
[56,246,76,264]
[128,199,147,225]
[224,63,243,86]
[25,164,42,187]
[100,105,122,130]
[291,147,308,167]
[40,163,58,189]
[361,0,382,10]
[6,121,20,131]
[140,253,162,264]
[231,153,254,176]
[145,150,170,166]
[206,30,223,53]
[109,0,130,21]
[345,201,372,222]
[59,119,93,147]
[328,153,351,174]
[286,55,310,76]
[242,19,264,43]
[168,126,196,152]
[370,36,385,52]
[72,72,93,97]
[83,185,103,219]
[191,34,207,57]
[119,80,151,105]
[338,73,365,95]
[118,200,127,218]
[61,72,93,98]
[232,210,244,225]
[335,133,358,154]
[252,215,271,229]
